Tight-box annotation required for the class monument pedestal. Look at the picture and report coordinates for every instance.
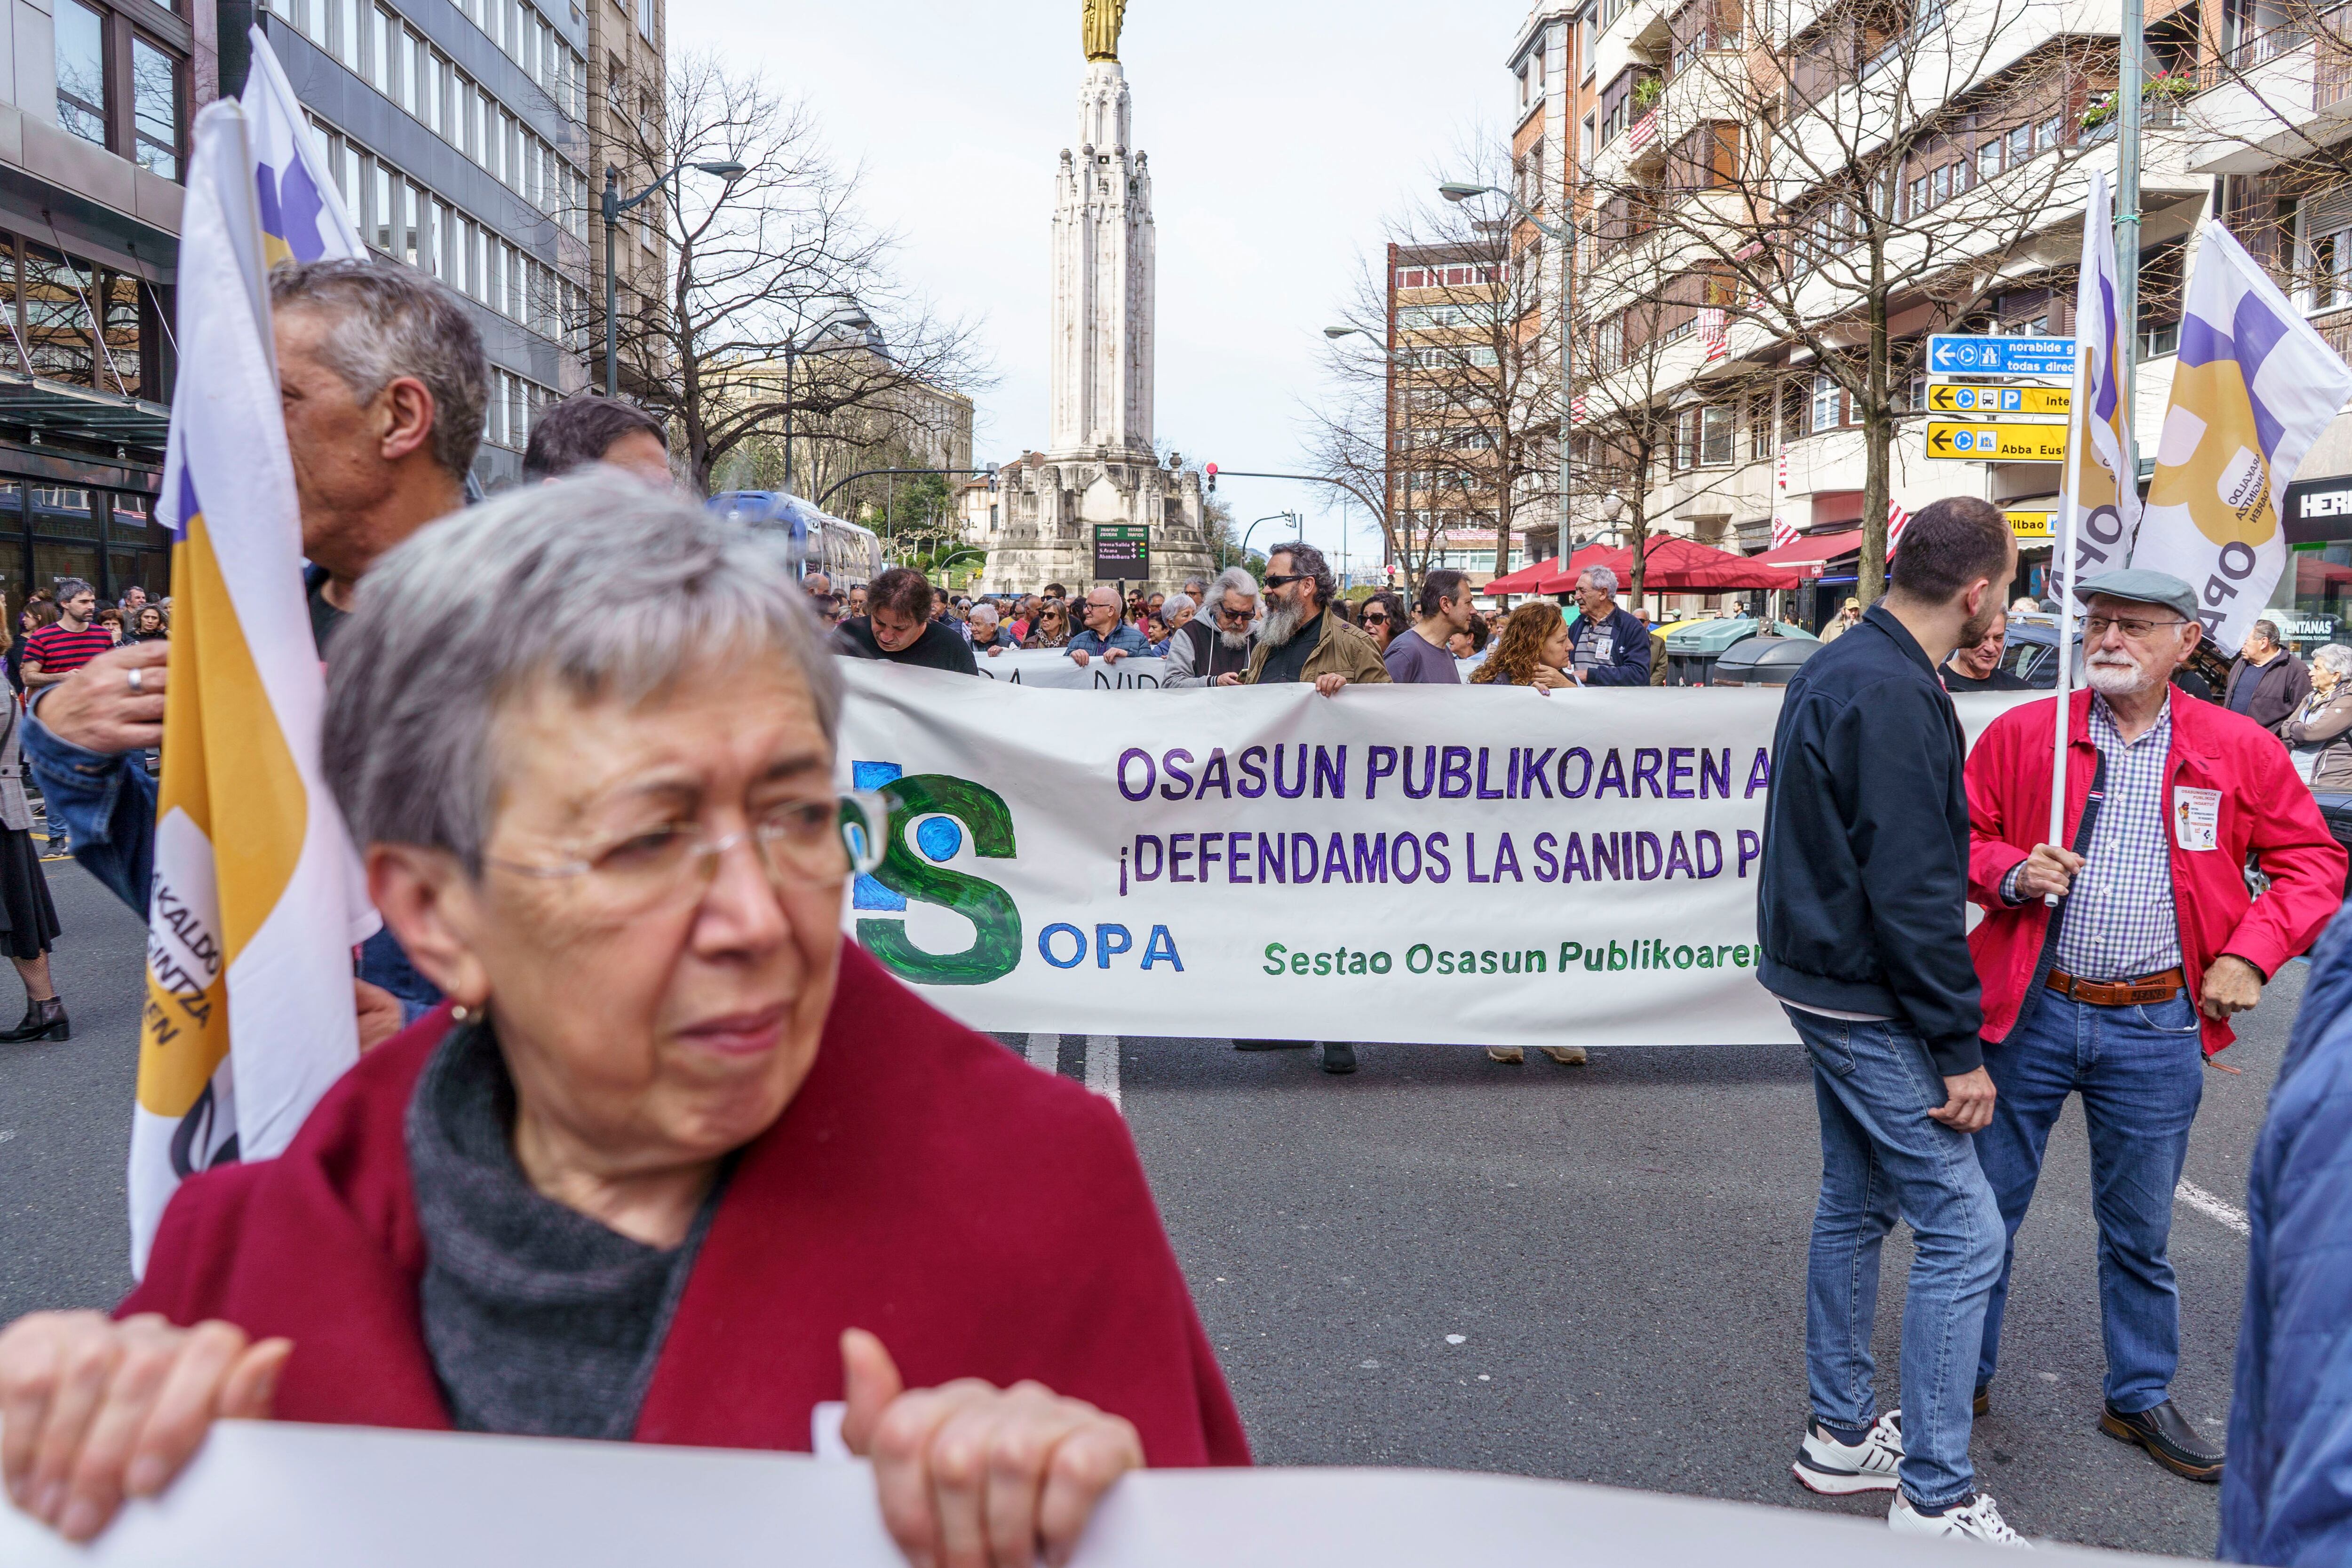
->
[983,448,1215,596]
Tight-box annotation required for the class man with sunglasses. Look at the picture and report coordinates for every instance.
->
[1963,569,2344,1484]
[1165,566,1259,689]
[1238,540,1390,697]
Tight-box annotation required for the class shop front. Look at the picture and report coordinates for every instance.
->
[2275,473,2352,658]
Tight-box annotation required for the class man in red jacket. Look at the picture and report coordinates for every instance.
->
[1963,569,2345,1484]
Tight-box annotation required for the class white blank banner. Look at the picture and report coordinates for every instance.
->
[0,1420,2174,1566]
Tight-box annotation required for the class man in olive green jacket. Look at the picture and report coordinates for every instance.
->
[1236,540,1393,694]
[1231,539,1387,1074]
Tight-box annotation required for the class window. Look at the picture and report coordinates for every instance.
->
[2006,123,2030,163]
[1810,372,1842,432]
[372,159,393,253]
[1748,392,1776,460]
[1700,404,1735,466]
[1907,175,1928,217]
[1977,140,2001,183]
[368,6,392,95]
[2035,114,2063,151]
[131,37,181,181]
[1931,164,1950,204]
[332,0,359,67]
[55,0,107,148]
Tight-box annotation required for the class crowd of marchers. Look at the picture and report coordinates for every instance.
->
[2,255,2352,1567]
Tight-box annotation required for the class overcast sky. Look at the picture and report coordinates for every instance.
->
[672,0,1523,569]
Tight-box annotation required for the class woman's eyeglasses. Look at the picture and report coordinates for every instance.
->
[488,795,890,919]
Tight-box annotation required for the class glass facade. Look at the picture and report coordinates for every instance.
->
[2274,475,2352,658]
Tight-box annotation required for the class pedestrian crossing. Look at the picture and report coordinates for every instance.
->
[1003,1032,1123,1111]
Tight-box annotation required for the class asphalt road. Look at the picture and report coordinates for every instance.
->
[1,851,2302,1559]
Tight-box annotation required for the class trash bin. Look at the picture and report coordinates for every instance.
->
[1663,618,1818,685]
[1712,633,1823,687]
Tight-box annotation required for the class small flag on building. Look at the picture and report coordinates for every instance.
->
[1698,308,1727,364]
[1771,513,1799,549]
[1628,109,1656,150]
[1570,393,1587,425]
[1776,449,1788,489]
[131,84,377,1273]
[1885,499,1913,559]
[2130,219,2352,647]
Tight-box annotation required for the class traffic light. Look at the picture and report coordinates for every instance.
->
[1205,462,1218,494]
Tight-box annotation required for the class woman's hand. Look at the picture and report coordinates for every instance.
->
[839,1328,1142,1568]
[0,1311,288,1541]
[1531,664,1573,692]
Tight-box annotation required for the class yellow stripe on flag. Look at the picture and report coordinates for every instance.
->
[136,509,310,1118]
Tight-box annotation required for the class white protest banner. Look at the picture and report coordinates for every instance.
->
[0,1419,2156,1567]
[837,664,2034,1048]
[970,648,1172,688]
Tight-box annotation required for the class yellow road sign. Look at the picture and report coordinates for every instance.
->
[1923,421,2070,462]
[1927,383,2072,416]
[2005,510,2053,540]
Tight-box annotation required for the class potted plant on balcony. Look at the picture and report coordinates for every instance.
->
[1633,76,1664,110]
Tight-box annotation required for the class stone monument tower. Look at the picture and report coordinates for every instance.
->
[980,2,1213,596]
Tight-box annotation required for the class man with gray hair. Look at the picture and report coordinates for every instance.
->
[1165,566,1258,688]
[1565,565,1653,686]
[2223,616,2310,731]
[23,258,489,1038]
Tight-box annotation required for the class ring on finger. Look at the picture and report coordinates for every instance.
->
[126,667,143,694]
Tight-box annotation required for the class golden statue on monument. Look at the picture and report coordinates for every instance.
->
[1083,0,1125,61]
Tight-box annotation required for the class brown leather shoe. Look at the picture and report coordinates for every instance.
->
[1973,1386,1989,1418]
[2100,1399,2223,1481]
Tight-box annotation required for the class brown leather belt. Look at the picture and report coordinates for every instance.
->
[2046,966,2186,1006]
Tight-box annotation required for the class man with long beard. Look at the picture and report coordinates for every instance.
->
[1232,540,1388,1073]
[1165,565,1259,688]
[1963,570,2343,1485]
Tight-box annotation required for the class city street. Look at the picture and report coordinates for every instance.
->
[3,856,2286,1560]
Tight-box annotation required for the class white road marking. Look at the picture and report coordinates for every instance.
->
[2176,1180,2251,1236]
[1085,1034,1122,1110]
[1025,1032,1059,1072]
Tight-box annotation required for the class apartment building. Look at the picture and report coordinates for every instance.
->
[263,0,604,488]
[0,0,199,606]
[1539,0,2209,622]
[1383,239,1543,583]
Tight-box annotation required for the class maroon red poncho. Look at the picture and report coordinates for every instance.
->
[121,943,1250,1465]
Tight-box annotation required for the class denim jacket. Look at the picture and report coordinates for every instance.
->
[22,692,442,1023]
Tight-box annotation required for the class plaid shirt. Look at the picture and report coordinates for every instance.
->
[2047,695,2183,980]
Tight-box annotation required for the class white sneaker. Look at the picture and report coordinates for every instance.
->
[1792,1410,1903,1494]
[1889,1491,2030,1547]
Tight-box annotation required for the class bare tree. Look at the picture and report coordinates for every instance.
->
[590,54,989,494]
[1582,0,2109,601]
[1309,143,1564,594]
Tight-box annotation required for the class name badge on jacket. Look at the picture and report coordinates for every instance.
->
[2173,786,2220,852]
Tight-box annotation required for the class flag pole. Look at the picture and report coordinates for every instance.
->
[2045,334,2093,904]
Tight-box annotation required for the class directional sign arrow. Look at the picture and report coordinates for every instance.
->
[1930,428,1954,453]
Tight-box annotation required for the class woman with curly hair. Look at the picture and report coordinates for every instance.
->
[1469,599,1576,693]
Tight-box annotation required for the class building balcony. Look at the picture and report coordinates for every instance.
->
[2188,32,2352,174]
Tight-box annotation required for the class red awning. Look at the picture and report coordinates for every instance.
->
[1534,535,1814,594]
[1479,557,1562,596]
[1743,529,1862,571]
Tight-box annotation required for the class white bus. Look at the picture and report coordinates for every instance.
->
[707,491,884,589]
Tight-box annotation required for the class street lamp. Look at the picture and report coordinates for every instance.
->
[602,157,748,397]
[1240,511,1295,562]
[1326,324,1415,588]
[781,302,879,496]
[1440,179,1575,572]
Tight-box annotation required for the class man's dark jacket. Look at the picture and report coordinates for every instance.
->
[1565,605,1652,686]
[1756,603,1984,1074]
[1174,618,1252,682]
[2225,650,2312,731]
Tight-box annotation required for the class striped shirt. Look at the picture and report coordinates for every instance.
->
[23,620,114,677]
[2053,695,2182,981]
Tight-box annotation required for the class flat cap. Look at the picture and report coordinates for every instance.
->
[2074,569,2198,623]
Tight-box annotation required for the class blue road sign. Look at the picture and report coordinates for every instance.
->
[1926,334,2076,377]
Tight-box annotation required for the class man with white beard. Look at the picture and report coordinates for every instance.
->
[1963,570,2345,1486]
[1164,566,1259,688]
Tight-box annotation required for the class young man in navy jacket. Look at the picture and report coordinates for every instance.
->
[1759,496,2022,1544]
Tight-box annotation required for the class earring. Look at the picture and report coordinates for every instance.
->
[451,1003,472,1022]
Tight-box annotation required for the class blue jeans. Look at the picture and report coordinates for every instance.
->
[1974,989,2204,1414]
[1791,1006,2004,1509]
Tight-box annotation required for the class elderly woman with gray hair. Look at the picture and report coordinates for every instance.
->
[2280,641,2352,790]
[0,476,1247,1555]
